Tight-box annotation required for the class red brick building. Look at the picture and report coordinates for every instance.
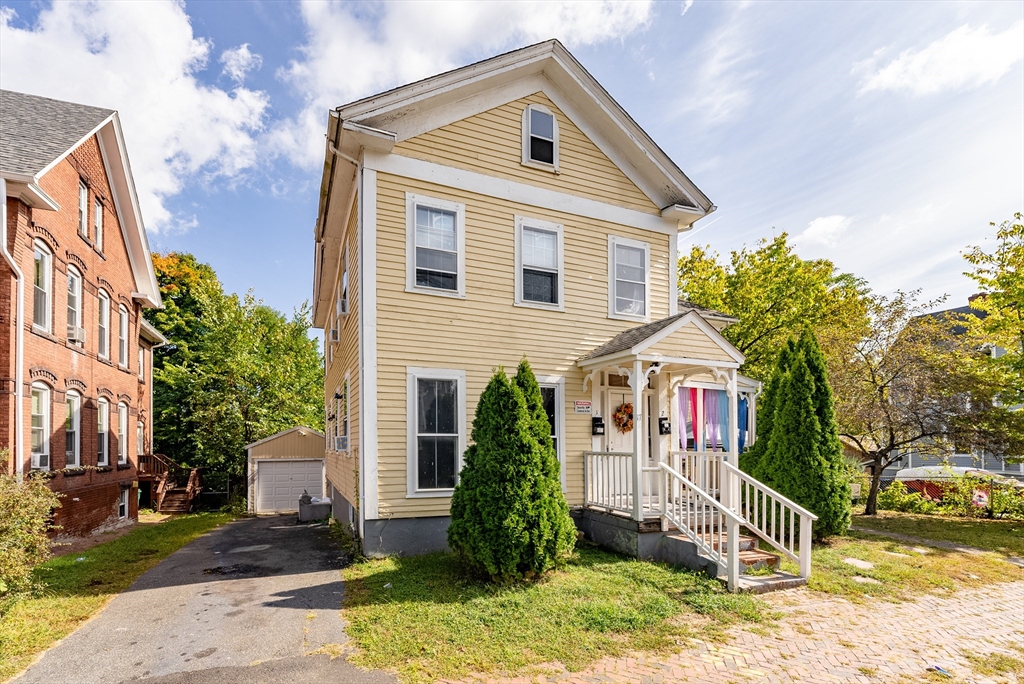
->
[1,90,167,538]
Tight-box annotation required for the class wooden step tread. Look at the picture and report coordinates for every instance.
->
[737,549,780,565]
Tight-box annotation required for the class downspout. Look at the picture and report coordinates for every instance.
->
[0,178,26,480]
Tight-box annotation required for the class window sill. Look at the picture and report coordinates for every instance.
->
[406,488,455,499]
[66,341,86,354]
[78,233,94,248]
[98,356,113,367]
[520,159,560,174]
[116,462,132,471]
[514,300,564,313]
[405,286,466,300]
[608,312,650,324]
[29,326,58,342]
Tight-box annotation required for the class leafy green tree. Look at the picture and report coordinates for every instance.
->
[449,365,575,581]
[677,235,870,380]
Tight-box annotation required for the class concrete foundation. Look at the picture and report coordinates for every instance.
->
[362,515,451,557]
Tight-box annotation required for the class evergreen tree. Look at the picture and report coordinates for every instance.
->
[743,339,795,478]
[448,366,575,581]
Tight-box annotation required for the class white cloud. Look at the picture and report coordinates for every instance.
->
[856,22,1024,96]
[680,0,694,18]
[268,0,653,169]
[0,2,269,232]
[220,43,263,83]
[795,215,851,248]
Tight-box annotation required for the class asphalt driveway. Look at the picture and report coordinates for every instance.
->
[14,516,396,684]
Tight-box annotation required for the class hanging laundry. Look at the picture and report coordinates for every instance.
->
[738,397,748,451]
[689,387,699,448]
[704,389,718,450]
[677,386,688,450]
[718,389,730,453]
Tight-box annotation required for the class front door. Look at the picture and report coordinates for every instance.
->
[604,388,653,458]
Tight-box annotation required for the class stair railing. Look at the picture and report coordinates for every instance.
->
[721,461,817,579]
[658,462,742,592]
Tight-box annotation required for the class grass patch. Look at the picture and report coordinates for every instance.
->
[779,531,1014,602]
[0,512,232,680]
[963,648,1024,677]
[852,510,1024,556]
[342,544,771,683]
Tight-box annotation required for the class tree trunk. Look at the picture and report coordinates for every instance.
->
[864,465,883,515]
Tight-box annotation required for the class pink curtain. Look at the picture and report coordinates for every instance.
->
[704,389,719,450]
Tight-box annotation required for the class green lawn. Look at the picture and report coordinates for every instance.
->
[850,510,1024,557]
[342,544,772,683]
[0,512,232,681]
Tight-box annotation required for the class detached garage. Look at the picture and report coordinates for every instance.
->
[246,427,326,514]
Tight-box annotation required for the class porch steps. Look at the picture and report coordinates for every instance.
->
[158,488,193,513]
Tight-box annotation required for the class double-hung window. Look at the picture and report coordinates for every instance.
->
[118,305,129,367]
[515,217,563,309]
[67,266,82,344]
[407,368,465,495]
[538,378,566,491]
[406,194,465,297]
[33,242,51,332]
[118,488,129,518]
[608,236,650,321]
[78,181,89,238]
[137,421,145,456]
[65,390,81,467]
[97,398,109,466]
[522,104,558,169]
[97,290,110,358]
[138,347,145,380]
[94,199,104,252]
[337,249,349,316]
[30,383,50,470]
[117,402,128,464]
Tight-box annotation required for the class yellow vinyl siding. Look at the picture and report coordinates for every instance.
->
[325,200,361,509]
[643,323,736,363]
[250,430,326,459]
[392,93,660,216]
[374,172,671,518]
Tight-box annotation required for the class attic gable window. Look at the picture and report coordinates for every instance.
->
[522,104,559,170]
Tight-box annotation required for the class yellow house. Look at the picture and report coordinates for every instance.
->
[313,41,816,590]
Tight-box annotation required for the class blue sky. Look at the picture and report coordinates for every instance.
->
[2,1,1021,321]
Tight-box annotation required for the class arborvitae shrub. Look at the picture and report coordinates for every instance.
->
[743,339,795,478]
[448,362,575,581]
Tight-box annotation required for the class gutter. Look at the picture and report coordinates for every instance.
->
[0,178,26,480]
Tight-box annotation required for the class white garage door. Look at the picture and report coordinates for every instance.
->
[256,459,324,513]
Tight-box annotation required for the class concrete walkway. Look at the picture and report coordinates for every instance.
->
[451,581,1024,683]
[14,516,395,684]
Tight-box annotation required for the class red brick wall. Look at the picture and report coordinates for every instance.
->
[1,133,154,537]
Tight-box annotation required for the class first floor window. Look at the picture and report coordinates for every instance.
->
[610,236,649,319]
[539,381,565,489]
[65,391,81,467]
[334,377,349,451]
[137,421,145,456]
[409,369,464,493]
[118,487,129,518]
[407,194,464,295]
[97,398,109,466]
[117,402,128,464]
[30,383,50,469]
[33,242,51,331]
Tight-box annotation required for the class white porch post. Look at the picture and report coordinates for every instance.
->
[631,359,644,522]
[725,369,740,512]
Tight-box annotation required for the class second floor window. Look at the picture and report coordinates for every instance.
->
[98,290,110,359]
[609,236,650,320]
[407,194,465,297]
[94,199,104,252]
[97,398,109,466]
[67,266,82,343]
[118,305,129,367]
[78,181,89,238]
[138,347,145,380]
[516,217,563,308]
[336,248,349,317]
[33,242,51,332]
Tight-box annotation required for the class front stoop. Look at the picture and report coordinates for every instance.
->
[573,508,805,593]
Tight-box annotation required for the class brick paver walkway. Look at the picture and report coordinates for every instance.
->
[454,581,1024,683]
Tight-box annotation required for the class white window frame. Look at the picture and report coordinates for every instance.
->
[30,382,50,470]
[538,376,567,492]
[78,181,89,238]
[521,104,560,172]
[137,420,145,456]
[406,367,466,497]
[405,193,466,299]
[32,241,52,333]
[93,199,104,252]
[65,390,81,468]
[118,305,129,368]
[97,397,109,467]
[97,289,110,359]
[117,402,128,464]
[336,247,349,317]
[67,265,82,342]
[118,487,129,519]
[138,347,145,380]
[339,373,350,453]
[608,235,651,322]
[514,216,564,311]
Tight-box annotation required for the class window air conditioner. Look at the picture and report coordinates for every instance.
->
[334,436,348,452]
[330,327,340,342]
[67,325,87,344]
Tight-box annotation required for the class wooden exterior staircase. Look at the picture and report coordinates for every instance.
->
[138,453,202,513]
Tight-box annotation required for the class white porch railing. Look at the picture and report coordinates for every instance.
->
[658,462,742,591]
[668,451,722,499]
[584,451,636,516]
[722,461,817,579]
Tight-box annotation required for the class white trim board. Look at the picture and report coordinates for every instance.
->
[360,168,380,526]
[363,151,679,236]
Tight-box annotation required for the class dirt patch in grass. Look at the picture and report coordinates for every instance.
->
[49,511,173,558]
[851,510,1024,557]
[778,532,1016,602]
[341,544,772,683]
[0,512,232,681]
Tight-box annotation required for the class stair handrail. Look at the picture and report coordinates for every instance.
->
[721,461,817,579]
[658,462,743,592]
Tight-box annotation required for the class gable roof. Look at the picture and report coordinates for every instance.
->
[579,310,744,366]
[678,298,739,324]
[0,89,162,308]
[244,426,326,451]
[0,90,114,177]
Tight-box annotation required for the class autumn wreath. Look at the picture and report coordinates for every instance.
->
[612,402,634,434]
